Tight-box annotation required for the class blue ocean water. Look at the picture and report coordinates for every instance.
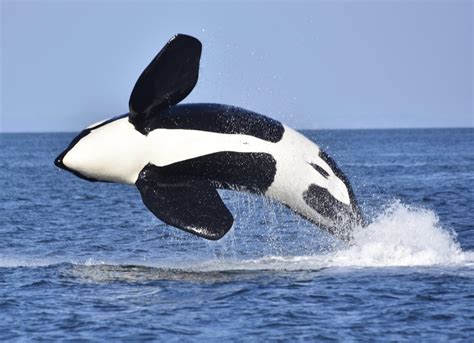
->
[1,128,473,341]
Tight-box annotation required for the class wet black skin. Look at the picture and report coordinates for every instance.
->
[54,34,365,240]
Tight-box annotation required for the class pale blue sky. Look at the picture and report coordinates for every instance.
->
[1,0,472,132]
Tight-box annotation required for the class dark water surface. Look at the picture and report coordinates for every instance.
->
[1,129,473,341]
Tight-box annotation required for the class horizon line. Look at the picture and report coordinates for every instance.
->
[0,126,472,134]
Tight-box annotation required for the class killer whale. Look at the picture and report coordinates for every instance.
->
[55,34,364,240]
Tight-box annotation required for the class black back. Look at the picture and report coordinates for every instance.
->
[138,103,285,142]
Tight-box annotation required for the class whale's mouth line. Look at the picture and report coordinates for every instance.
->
[54,151,67,170]
[54,115,128,182]
[54,129,100,182]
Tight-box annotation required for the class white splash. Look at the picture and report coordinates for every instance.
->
[328,201,469,267]
[194,201,472,271]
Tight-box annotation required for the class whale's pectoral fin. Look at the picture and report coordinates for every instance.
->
[136,164,233,240]
[128,34,202,133]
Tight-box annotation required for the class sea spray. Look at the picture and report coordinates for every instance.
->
[1,200,469,271]
[180,200,470,271]
[328,201,466,267]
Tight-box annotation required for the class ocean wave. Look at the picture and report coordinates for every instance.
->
[1,202,472,272]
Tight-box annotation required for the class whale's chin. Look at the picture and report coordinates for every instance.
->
[54,145,100,183]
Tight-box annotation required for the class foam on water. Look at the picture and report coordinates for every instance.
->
[0,257,55,268]
[178,201,472,271]
[1,202,472,272]
[329,201,469,267]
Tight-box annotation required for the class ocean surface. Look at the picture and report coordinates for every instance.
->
[1,128,473,341]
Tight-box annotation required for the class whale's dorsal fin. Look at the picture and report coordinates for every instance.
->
[136,164,234,240]
[129,34,202,133]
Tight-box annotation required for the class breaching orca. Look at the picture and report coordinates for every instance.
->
[55,34,364,241]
